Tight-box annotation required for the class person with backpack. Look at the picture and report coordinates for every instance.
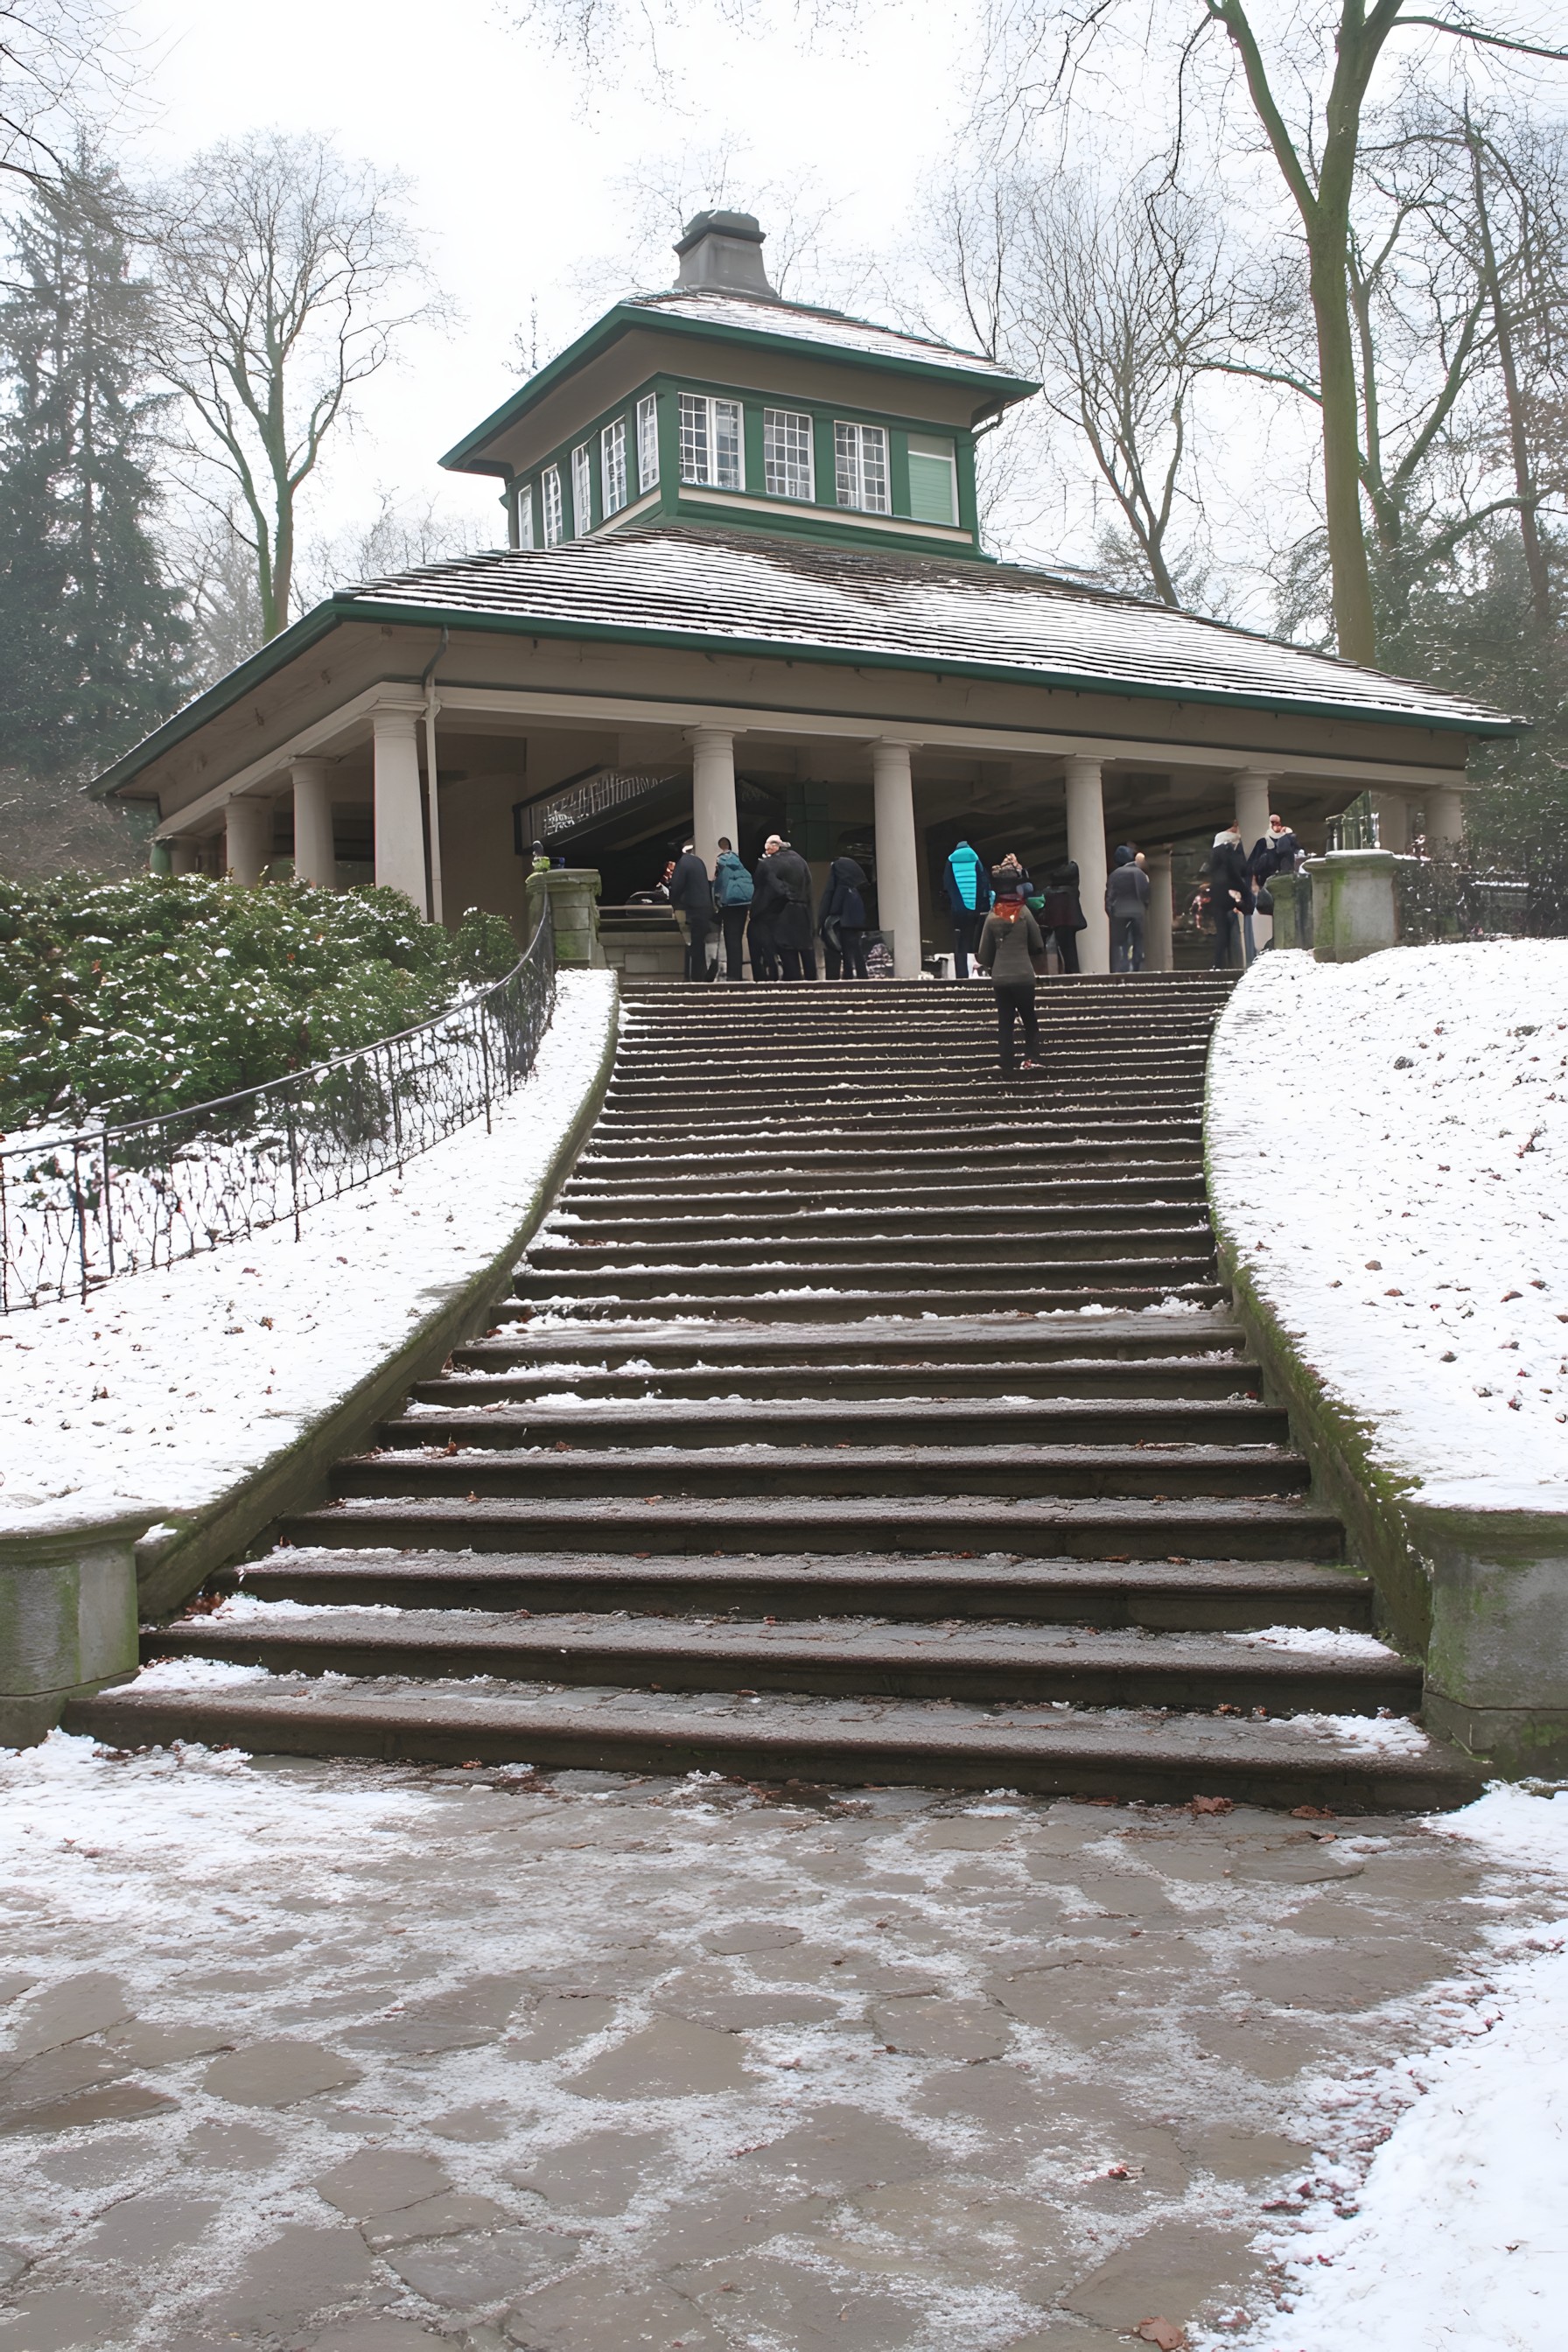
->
[819,853,871,980]
[667,840,716,982]
[976,872,1046,1075]
[943,836,992,976]
[763,835,817,981]
[712,836,753,981]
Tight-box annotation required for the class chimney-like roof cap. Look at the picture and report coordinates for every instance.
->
[674,209,774,297]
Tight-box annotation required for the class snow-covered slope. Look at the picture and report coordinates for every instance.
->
[1208,942,1568,1515]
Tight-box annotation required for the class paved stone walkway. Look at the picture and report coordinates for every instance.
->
[0,1745,1528,2352]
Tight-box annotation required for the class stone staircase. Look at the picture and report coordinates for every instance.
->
[72,977,1480,1810]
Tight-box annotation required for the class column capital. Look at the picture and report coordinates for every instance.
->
[371,703,422,738]
[685,724,736,748]
[1061,752,1102,780]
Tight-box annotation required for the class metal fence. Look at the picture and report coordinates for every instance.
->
[1394,858,1535,943]
[0,908,557,1313]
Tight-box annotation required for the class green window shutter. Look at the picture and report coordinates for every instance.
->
[906,435,957,527]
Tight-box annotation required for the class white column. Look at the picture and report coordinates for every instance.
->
[1147,847,1174,972]
[1063,758,1108,975]
[291,759,336,889]
[224,797,272,887]
[1371,790,1409,853]
[872,739,923,978]
[1426,785,1465,855]
[1234,769,1273,858]
[689,728,738,872]
[373,709,429,914]
[170,839,200,877]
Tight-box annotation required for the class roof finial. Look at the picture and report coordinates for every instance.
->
[673,210,774,298]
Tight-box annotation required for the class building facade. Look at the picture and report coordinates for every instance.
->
[93,210,1516,973]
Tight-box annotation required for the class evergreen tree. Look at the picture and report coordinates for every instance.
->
[0,158,188,792]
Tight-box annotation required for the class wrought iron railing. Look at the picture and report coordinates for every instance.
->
[0,909,556,1313]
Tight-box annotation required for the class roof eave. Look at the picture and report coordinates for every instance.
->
[88,606,348,800]
[438,303,1038,477]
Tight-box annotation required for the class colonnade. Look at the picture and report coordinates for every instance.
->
[183,722,1469,979]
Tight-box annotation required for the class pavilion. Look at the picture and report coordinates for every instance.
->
[92,210,1516,973]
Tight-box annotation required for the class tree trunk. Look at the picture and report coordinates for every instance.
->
[1466,124,1553,634]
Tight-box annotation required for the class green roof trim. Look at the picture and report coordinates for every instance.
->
[439,302,1039,477]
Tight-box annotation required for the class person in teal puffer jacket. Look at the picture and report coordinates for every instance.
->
[712,836,754,981]
[943,837,993,977]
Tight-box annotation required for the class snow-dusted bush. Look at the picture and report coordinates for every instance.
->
[0,876,518,1130]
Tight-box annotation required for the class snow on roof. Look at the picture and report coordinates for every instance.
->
[621,288,1025,383]
[338,526,1513,732]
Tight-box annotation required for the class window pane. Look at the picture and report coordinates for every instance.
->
[517,483,536,549]
[571,443,592,532]
[834,419,858,509]
[713,398,742,489]
[907,438,956,525]
[858,425,889,513]
[542,466,563,546]
[764,408,813,500]
[602,417,627,516]
[637,393,660,489]
[679,392,710,484]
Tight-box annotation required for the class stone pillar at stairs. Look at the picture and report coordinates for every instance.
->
[223,797,273,887]
[1064,758,1109,974]
[1146,847,1174,970]
[525,868,604,966]
[689,729,738,874]
[872,740,923,977]
[291,759,337,889]
[1308,849,1399,960]
[373,708,430,914]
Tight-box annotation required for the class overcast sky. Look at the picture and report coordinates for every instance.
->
[121,0,964,554]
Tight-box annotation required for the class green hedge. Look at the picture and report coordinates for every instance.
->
[0,877,519,1131]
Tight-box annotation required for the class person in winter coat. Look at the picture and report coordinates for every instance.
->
[747,843,783,982]
[1105,855,1152,971]
[668,842,716,982]
[943,837,993,976]
[712,836,753,981]
[1249,813,1300,883]
[819,854,870,980]
[977,877,1046,1074]
[763,835,817,982]
[1036,856,1087,974]
[1208,825,1252,969]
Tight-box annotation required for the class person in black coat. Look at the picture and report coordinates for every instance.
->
[667,842,716,981]
[1037,857,1086,974]
[819,855,870,980]
[764,836,817,981]
[1208,826,1252,969]
[748,843,784,982]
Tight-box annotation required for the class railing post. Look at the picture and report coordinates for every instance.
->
[74,1141,90,1304]
[102,1130,115,1281]
[480,1000,494,1135]
[284,1098,302,1242]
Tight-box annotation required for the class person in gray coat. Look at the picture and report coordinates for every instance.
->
[1105,849,1152,971]
[976,876,1046,1075]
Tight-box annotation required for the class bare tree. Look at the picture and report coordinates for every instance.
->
[0,0,129,189]
[142,131,438,642]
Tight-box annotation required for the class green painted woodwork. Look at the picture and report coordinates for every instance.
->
[888,431,913,522]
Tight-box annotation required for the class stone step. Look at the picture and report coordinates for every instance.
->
[426,1356,1262,1404]
[455,1310,1246,1362]
[556,1179,1212,1219]
[66,1678,1476,1813]
[580,1139,1201,1175]
[337,1439,1306,1505]
[548,1207,1208,1245]
[234,1546,1368,1628]
[512,1262,1216,1306]
[382,1396,1289,1451]
[284,1494,1341,1561]
[144,1610,1421,1716]
[526,1223,1214,1270]
[589,1114,1205,1145]
[497,1281,1228,1320]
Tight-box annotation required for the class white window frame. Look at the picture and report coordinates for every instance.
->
[601,416,628,518]
[834,420,889,514]
[516,482,536,549]
[571,442,592,535]
[906,433,959,527]
[679,391,744,490]
[763,407,814,501]
[541,465,564,547]
[636,392,660,490]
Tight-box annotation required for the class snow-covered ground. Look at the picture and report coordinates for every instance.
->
[0,970,615,1539]
[1209,943,1568,1512]
[1212,1783,1568,2352]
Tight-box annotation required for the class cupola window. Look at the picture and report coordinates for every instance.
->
[834,421,889,514]
[602,416,628,517]
[571,442,592,533]
[541,465,564,546]
[679,392,743,490]
[763,408,814,501]
[907,434,958,526]
[637,393,660,489]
